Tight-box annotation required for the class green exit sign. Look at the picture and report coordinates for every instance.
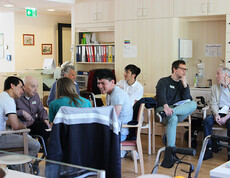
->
[26,8,37,17]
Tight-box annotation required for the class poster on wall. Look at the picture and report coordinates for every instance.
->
[0,33,3,46]
[0,46,3,58]
[205,44,222,57]
[0,33,4,58]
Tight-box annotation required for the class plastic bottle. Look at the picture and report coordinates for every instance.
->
[194,74,199,87]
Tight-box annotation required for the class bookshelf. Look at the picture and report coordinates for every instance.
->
[74,31,115,74]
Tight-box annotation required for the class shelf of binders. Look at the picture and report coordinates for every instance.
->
[76,44,115,63]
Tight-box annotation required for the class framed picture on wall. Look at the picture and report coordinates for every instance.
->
[42,44,52,55]
[23,34,34,45]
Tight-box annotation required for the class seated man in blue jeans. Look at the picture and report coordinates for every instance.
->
[155,60,197,147]
[203,66,230,160]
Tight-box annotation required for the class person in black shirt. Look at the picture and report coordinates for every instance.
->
[155,60,197,147]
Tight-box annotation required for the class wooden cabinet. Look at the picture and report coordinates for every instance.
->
[174,0,230,17]
[75,0,114,28]
[115,18,179,93]
[115,0,173,21]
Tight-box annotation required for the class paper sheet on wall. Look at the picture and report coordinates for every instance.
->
[0,46,4,58]
[0,33,4,46]
[205,44,222,57]
[123,45,137,58]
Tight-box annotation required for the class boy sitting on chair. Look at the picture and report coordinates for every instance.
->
[97,69,133,158]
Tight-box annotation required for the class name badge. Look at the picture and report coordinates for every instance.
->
[32,101,36,105]
[170,85,175,89]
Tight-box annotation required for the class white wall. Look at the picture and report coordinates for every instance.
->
[14,12,71,71]
[0,12,15,72]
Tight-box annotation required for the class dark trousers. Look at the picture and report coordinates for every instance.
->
[203,114,230,149]
[28,119,50,148]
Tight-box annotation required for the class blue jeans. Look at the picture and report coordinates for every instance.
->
[156,101,197,146]
[203,114,230,148]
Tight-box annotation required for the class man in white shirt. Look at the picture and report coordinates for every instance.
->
[0,76,40,156]
[117,64,144,106]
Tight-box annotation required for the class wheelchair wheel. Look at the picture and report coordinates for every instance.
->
[162,134,167,145]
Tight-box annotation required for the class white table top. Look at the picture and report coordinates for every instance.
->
[5,169,44,178]
[210,161,230,178]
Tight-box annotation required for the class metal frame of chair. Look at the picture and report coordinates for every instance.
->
[121,103,145,175]
[80,91,97,107]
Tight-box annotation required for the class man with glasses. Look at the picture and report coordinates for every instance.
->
[155,60,197,147]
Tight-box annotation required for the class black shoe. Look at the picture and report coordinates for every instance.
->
[156,111,167,122]
[212,140,222,153]
[203,147,213,160]
[228,151,230,161]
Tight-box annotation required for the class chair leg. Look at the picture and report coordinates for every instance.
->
[152,119,155,154]
[137,143,145,175]
[132,150,138,173]
[189,123,191,148]
[147,109,151,155]
[181,127,184,146]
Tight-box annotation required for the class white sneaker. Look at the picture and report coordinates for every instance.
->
[130,151,139,160]
[121,150,128,158]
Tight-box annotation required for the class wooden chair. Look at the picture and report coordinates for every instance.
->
[0,129,30,155]
[152,109,192,154]
[142,107,154,154]
[121,103,145,175]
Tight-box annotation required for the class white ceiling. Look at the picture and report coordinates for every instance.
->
[0,0,74,16]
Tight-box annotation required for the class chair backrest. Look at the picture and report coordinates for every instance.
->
[80,91,97,107]
[47,106,121,178]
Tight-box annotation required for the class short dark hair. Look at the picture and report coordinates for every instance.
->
[4,76,24,91]
[171,60,186,73]
[125,64,141,79]
[96,69,115,82]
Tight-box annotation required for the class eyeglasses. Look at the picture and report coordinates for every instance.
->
[178,67,188,71]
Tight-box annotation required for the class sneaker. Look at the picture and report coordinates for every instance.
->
[156,111,167,122]
[203,147,213,160]
[120,151,128,158]
[130,151,139,160]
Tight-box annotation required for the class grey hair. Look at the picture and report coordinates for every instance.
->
[220,66,230,78]
[61,65,75,78]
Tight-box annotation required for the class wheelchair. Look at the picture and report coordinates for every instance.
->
[152,135,230,178]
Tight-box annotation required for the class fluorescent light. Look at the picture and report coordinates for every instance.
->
[3,4,13,7]
[47,9,55,12]
[46,0,74,4]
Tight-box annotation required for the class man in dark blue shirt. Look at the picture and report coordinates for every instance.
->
[47,65,80,106]
[155,60,197,147]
